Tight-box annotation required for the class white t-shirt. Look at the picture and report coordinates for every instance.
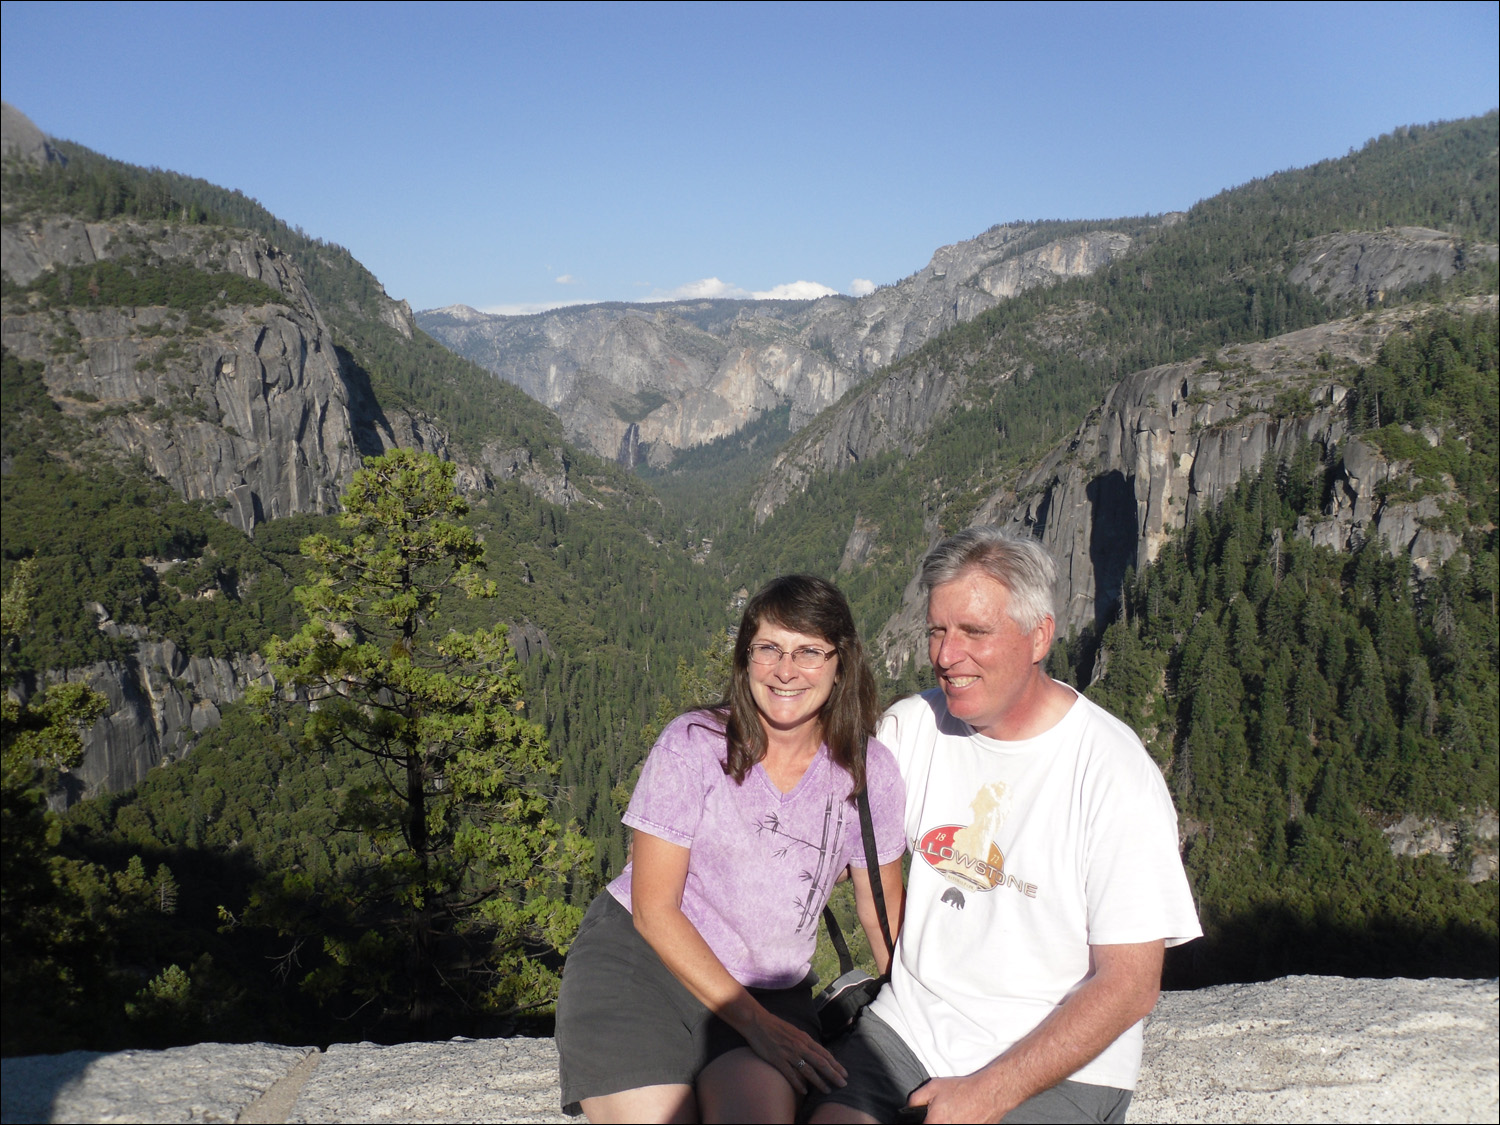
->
[869,688,1201,1091]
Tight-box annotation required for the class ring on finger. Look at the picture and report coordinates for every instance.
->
[794,1058,806,1070]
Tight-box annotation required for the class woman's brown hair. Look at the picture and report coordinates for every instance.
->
[712,574,879,795]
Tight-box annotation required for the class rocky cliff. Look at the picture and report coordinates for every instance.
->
[1,108,595,804]
[39,639,273,805]
[417,224,1135,465]
[1,100,67,167]
[1383,810,1500,884]
[0,105,564,533]
[417,300,839,467]
[1290,227,1499,308]
[871,296,1495,672]
[749,344,969,522]
[801,224,1137,374]
[752,229,1498,524]
[2,216,363,533]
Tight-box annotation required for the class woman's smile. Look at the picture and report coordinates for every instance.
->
[748,623,838,739]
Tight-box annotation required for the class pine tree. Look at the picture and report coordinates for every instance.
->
[264,451,590,1028]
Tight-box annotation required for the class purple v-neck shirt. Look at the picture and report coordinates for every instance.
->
[608,711,907,989]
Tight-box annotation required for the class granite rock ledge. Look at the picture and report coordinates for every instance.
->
[0,976,1494,1124]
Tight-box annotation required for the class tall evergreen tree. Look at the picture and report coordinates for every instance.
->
[264,451,589,1028]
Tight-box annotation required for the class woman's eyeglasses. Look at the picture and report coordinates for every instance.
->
[747,643,836,669]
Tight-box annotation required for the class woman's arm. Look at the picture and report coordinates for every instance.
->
[849,856,906,975]
[630,830,846,1096]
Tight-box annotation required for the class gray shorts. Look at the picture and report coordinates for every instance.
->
[807,1009,1132,1123]
[555,893,820,1115]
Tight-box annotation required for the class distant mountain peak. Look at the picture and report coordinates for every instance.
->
[424,303,486,322]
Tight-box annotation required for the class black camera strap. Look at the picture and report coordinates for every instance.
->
[822,788,894,975]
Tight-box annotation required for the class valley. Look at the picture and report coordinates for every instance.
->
[2,101,1495,1052]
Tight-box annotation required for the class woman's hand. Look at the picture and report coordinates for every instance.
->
[736,1003,848,1096]
[634,831,845,1097]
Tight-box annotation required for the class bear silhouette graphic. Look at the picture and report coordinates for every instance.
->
[941,887,966,910]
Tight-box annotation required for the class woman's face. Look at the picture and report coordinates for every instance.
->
[747,621,839,744]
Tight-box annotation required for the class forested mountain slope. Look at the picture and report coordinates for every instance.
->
[673,117,1496,638]
[749,115,1498,527]
[868,295,1496,668]
[713,117,1498,988]
[1085,309,1497,983]
[4,104,743,1051]
[2,105,731,814]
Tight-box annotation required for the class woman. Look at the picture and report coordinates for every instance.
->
[556,575,907,1124]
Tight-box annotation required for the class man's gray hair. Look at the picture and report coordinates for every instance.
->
[920,527,1056,632]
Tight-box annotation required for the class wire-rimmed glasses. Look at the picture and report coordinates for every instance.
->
[747,643,837,669]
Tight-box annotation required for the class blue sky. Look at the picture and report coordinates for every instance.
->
[3,2,1496,314]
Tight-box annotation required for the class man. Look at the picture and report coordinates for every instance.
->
[812,528,1200,1124]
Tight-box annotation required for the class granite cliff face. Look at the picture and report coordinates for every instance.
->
[1382,810,1500,884]
[872,297,1495,674]
[2,216,363,533]
[0,100,67,166]
[417,301,835,467]
[36,639,274,805]
[752,229,1498,525]
[750,347,969,522]
[418,224,1135,465]
[800,225,1136,374]
[1,106,576,800]
[1290,226,1499,308]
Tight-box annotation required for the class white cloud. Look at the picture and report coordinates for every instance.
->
[658,277,745,300]
[644,277,840,302]
[850,278,877,297]
[477,299,600,316]
[473,275,846,317]
[753,280,839,300]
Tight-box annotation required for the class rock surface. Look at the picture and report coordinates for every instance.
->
[2,976,1494,1124]
[0,1042,313,1124]
[1133,976,1498,1124]
[752,229,1497,525]
[1290,228,1499,308]
[38,642,274,804]
[873,297,1495,673]
[285,1039,565,1124]
[1,217,363,534]
[417,224,1134,465]
[1382,811,1500,884]
[1,102,66,167]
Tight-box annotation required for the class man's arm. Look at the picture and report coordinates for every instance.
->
[907,939,1164,1125]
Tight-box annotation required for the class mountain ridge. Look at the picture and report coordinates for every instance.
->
[416,222,1140,465]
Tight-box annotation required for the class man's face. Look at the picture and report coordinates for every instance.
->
[926,569,1049,740]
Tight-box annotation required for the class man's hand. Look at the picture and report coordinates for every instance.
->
[908,940,1164,1124]
[907,1073,1010,1124]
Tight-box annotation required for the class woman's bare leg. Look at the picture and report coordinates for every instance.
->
[580,1083,697,1124]
[697,1047,798,1124]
